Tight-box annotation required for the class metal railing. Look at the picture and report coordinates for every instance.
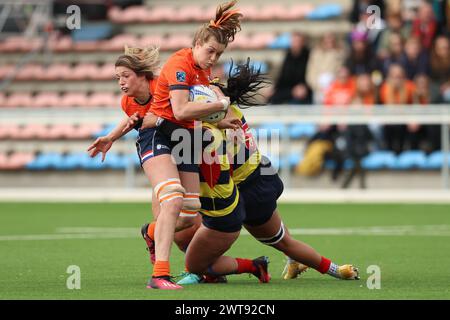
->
[0,104,449,188]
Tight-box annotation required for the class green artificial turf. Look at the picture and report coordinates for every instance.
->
[0,202,449,300]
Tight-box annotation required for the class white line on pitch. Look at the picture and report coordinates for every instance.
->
[0,225,449,241]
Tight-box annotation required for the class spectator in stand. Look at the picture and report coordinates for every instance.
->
[345,30,379,75]
[319,66,356,180]
[439,80,450,103]
[379,32,405,76]
[379,63,417,154]
[377,12,411,60]
[350,0,386,24]
[323,66,356,106]
[412,1,439,50]
[336,73,378,189]
[350,1,386,49]
[269,32,312,105]
[306,33,346,104]
[400,36,430,80]
[409,74,442,152]
[429,35,450,88]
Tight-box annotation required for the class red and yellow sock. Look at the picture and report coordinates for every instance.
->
[317,256,331,274]
[235,258,257,274]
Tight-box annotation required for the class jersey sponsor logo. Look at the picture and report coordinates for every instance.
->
[157,144,170,151]
[176,71,186,83]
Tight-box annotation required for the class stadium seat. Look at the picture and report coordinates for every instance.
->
[175,5,203,22]
[288,123,317,139]
[256,122,287,139]
[15,64,44,81]
[27,152,64,170]
[362,151,397,170]
[0,65,14,80]
[236,4,258,21]
[60,92,89,108]
[96,63,115,80]
[146,5,175,22]
[268,32,291,49]
[15,124,49,139]
[46,124,77,139]
[66,63,98,80]
[247,32,276,49]
[200,4,217,21]
[41,63,72,81]
[93,123,117,138]
[107,6,124,23]
[0,92,6,107]
[5,93,33,108]
[71,22,114,42]
[139,35,164,48]
[1,124,22,139]
[79,152,108,170]
[71,124,103,139]
[0,153,8,169]
[227,33,250,49]
[0,124,18,139]
[425,151,450,169]
[101,34,138,51]
[257,4,288,21]
[163,34,192,50]
[103,153,127,169]
[30,92,60,108]
[123,129,138,140]
[54,152,84,170]
[118,6,144,23]
[287,152,303,168]
[306,4,343,20]
[86,92,117,107]
[284,4,315,20]
[48,35,73,52]
[4,152,34,170]
[391,150,427,170]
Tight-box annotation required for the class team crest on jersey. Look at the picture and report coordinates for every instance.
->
[176,71,186,83]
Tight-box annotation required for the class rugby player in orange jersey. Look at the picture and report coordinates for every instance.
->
[130,1,244,289]
[88,45,159,162]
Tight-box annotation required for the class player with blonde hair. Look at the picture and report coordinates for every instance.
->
[135,1,244,289]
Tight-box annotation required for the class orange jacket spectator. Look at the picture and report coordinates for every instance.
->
[379,64,416,104]
[323,66,356,106]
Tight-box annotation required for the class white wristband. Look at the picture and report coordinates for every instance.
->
[220,98,230,111]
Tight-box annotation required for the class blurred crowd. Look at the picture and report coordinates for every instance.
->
[268,0,450,156]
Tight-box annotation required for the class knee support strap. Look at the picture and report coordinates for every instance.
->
[180,193,201,217]
[154,178,185,204]
[255,222,285,246]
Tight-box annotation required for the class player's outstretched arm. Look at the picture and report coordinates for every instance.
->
[87,114,136,161]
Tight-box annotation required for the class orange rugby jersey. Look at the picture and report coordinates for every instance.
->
[150,48,211,129]
[121,78,157,118]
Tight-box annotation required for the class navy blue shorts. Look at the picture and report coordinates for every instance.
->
[239,163,284,227]
[201,199,245,233]
[135,125,199,173]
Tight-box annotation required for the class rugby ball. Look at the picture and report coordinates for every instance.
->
[189,85,226,124]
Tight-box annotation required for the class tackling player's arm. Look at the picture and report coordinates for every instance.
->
[216,106,242,130]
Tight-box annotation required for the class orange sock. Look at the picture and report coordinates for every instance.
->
[153,260,170,277]
[147,221,156,241]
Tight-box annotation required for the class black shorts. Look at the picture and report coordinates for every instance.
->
[239,162,284,227]
[135,123,199,173]
[201,199,246,233]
